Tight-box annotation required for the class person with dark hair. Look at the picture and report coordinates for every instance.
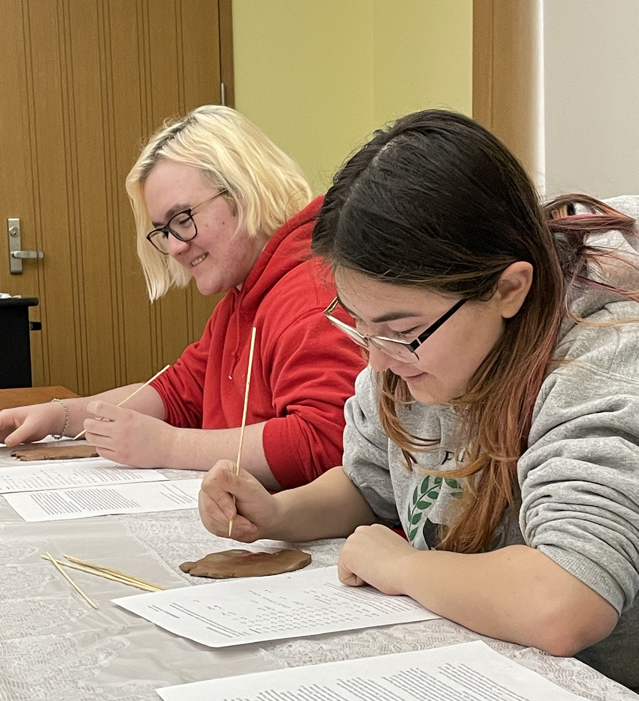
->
[198,110,639,689]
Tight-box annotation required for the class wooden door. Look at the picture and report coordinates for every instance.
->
[473,0,541,181]
[0,0,233,394]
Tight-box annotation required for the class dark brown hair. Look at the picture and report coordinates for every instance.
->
[312,110,637,553]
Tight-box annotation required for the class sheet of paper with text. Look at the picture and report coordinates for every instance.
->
[3,478,201,521]
[156,640,589,701]
[114,565,440,648]
[0,460,167,493]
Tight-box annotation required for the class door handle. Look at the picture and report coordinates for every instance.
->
[11,250,44,259]
[7,218,44,274]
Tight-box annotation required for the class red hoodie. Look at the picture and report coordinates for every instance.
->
[151,197,364,488]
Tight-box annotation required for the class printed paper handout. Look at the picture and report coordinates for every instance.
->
[156,640,589,701]
[4,478,201,521]
[114,564,440,648]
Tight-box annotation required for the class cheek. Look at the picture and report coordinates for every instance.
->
[415,316,503,381]
[453,320,504,383]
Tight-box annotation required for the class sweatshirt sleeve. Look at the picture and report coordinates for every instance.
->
[341,368,400,526]
[518,313,639,614]
[261,305,364,488]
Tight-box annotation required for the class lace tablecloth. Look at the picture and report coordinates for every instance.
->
[0,469,637,701]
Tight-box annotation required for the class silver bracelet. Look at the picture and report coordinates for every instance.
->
[51,398,70,439]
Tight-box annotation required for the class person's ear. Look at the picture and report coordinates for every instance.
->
[494,261,533,318]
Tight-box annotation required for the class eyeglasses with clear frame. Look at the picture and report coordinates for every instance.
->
[323,297,467,363]
[146,189,228,254]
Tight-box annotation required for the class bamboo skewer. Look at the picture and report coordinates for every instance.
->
[72,364,171,440]
[63,554,163,591]
[41,555,163,592]
[228,326,257,538]
[45,551,99,610]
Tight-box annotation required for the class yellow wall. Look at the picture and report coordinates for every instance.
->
[233,0,472,193]
[372,1,473,126]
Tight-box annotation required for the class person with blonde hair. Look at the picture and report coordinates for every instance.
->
[199,110,639,689]
[0,106,363,489]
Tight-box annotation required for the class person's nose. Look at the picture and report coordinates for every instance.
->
[167,233,191,258]
[367,344,415,377]
[367,344,394,373]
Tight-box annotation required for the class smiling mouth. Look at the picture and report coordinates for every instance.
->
[191,253,208,267]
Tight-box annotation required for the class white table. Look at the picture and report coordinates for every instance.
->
[0,464,637,701]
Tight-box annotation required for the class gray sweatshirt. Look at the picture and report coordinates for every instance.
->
[342,196,639,691]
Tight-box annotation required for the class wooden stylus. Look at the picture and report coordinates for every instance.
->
[72,364,171,441]
[228,326,257,537]
[45,551,98,610]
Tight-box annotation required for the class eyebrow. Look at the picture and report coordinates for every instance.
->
[151,203,191,228]
[336,295,424,324]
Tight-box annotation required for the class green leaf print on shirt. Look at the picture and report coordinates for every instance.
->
[407,474,463,543]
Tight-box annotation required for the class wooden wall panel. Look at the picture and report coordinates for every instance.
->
[219,0,235,109]
[108,0,157,388]
[0,0,231,394]
[27,0,80,391]
[0,0,43,385]
[68,0,118,395]
[473,0,541,180]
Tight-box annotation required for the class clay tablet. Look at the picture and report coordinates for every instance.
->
[11,444,99,461]
[179,548,312,579]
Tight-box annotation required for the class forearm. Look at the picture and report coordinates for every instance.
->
[62,385,164,436]
[165,422,279,486]
[399,544,618,656]
[268,467,378,542]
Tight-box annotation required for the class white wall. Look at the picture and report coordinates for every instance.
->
[543,0,639,198]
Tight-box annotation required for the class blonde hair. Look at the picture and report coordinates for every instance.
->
[126,105,313,300]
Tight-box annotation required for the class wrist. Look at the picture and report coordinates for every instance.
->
[398,546,432,599]
[50,399,70,439]
[265,490,303,541]
[159,422,180,469]
[264,493,285,536]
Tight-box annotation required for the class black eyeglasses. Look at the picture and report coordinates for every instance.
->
[323,297,467,364]
[146,190,228,254]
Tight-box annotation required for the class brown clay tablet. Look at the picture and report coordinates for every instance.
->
[10,444,99,461]
[179,548,312,579]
